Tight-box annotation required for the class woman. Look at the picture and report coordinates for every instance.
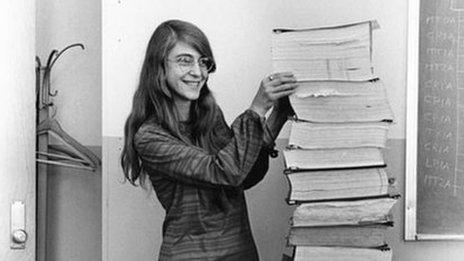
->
[121,19,297,260]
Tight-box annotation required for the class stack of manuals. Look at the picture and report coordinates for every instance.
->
[272,21,399,261]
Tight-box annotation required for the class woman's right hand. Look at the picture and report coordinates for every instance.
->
[249,72,298,117]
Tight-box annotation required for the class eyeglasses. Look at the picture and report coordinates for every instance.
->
[167,55,214,72]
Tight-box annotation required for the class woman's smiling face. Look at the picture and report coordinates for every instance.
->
[165,41,208,104]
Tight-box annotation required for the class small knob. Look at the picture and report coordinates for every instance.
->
[12,229,27,244]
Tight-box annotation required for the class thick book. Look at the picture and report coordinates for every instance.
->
[271,21,379,81]
[288,222,392,247]
[283,147,385,170]
[288,120,390,149]
[285,167,395,203]
[292,197,398,227]
[289,80,394,123]
[293,246,392,261]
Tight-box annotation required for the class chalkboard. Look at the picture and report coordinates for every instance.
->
[407,0,464,239]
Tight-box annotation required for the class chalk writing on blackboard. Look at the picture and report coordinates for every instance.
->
[413,0,464,237]
[424,174,463,193]
[406,0,464,240]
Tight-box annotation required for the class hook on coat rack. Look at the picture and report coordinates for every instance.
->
[48,43,85,71]
[38,43,86,108]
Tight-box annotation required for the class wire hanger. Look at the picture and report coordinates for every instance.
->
[36,43,101,172]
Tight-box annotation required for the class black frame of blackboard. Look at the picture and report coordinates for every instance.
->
[405,0,464,241]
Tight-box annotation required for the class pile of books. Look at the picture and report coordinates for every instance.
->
[272,21,399,261]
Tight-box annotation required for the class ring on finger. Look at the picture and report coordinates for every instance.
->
[268,75,274,81]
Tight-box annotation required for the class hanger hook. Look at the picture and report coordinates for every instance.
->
[35,56,42,69]
[43,50,58,89]
[49,89,58,97]
[48,43,85,71]
[50,103,58,118]
[45,50,58,71]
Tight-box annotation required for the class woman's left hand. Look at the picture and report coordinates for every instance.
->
[249,72,298,117]
[267,72,297,116]
[260,72,297,146]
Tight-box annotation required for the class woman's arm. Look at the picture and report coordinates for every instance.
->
[240,147,269,190]
[263,98,295,147]
[241,96,296,190]
[135,109,265,188]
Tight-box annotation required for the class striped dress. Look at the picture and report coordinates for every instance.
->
[134,109,272,261]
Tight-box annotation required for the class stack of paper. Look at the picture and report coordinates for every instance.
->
[285,168,394,203]
[292,197,397,227]
[289,81,394,123]
[272,20,398,261]
[293,246,392,261]
[272,21,378,81]
[283,147,385,170]
[288,121,391,149]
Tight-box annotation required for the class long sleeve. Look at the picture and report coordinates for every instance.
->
[263,105,293,147]
[134,109,265,188]
[241,147,269,189]
[240,106,292,189]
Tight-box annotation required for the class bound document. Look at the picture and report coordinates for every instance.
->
[288,222,392,247]
[293,246,392,261]
[292,197,398,227]
[288,120,390,149]
[289,80,394,123]
[272,21,378,81]
[283,147,385,170]
[285,167,395,203]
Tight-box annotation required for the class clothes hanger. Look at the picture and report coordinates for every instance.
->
[36,43,101,172]
[36,116,101,171]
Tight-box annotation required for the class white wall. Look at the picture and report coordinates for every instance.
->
[0,1,36,260]
[103,0,407,139]
[37,0,101,146]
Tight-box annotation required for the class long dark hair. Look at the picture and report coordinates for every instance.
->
[121,20,222,187]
